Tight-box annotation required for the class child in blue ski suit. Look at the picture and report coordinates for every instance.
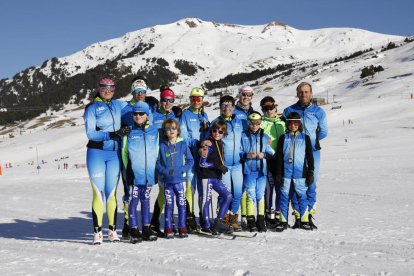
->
[122,101,159,243]
[198,120,234,234]
[274,112,314,232]
[240,112,275,233]
[156,119,194,239]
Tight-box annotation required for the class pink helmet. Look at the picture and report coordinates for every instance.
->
[99,78,115,85]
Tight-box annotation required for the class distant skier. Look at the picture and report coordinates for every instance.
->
[282,82,328,230]
[84,78,131,245]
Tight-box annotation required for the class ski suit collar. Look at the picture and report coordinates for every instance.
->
[133,120,150,130]
[159,107,172,115]
[130,98,137,106]
[162,136,184,146]
[189,106,202,114]
[263,115,281,123]
[289,131,300,135]
[94,97,111,104]
[236,101,252,113]
[296,101,312,109]
[220,114,236,121]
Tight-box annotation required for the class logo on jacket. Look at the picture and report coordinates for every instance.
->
[148,135,156,141]
[166,152,176,157]
[190,119,197,122]
[96,107,105,112]
[130,136,141,140]
[154,120,163,124]
[91,173,103,178]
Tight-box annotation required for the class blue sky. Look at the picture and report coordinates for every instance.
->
[0,0,412,80]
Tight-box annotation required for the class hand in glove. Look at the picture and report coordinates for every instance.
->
[306,171,314,187]
[110,125,131,138]
[172,106,183,117]
[274,174,284,187]
[214,164,229,174]
[145,96,159,108]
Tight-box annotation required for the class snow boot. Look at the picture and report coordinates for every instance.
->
[93,227,103,245]
[213,218,234,234]
[227,213,242,232]
[275,222,288,233]
[241,215,248,230]
[186,214,200,233]
[108,225,120,243]
[265,209,278,229]
[309,214,318,230]
[246,215,258,232]
[300,222,312,231]
[165,228,174,239]
[256,215,267,233]
[142,225,157,241]
[150,223,166,238]
[291,217,301,229]
[129,227,142,244]
[122,221,129,239]
[201,226,218,235]
[178,227,188,238]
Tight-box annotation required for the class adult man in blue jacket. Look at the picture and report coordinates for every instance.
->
[282,82,328,230]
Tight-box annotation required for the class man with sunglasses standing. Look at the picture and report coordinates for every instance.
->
[260,96,286,229]
[206,95,244,232]
[180,88,210,232]
[282,82,328,230]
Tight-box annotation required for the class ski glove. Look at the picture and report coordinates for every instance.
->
[306,171,314,187]
[145,96,159,108]
[109,125,131,138]
[172,106,183,117]
[214,164,229,174]
[274,175,284,187]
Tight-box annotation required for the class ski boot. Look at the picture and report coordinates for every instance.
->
[241,215,248,230]
[178,227,188,238]
[309,214,318,230]
[108,225,120,243]
[247,215,258,232]
[300,222,312,231]
[150,223,166,238]
[275,222,288,233]
[256,215,268,233]
[213,218,234,234]
[265,209,278,229]
[227,212,242,232]
[122,221,129,239]
[165,228,174,239]
[92,227,103,245]
[291,217,301,229]
[172,219,179,236]
[201,226,218,235]
[142,225,157,241]
[129,227,142,244]
[186,214,200,233]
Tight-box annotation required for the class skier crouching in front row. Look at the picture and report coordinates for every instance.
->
[274,112,314,232]
[156,119,194,239]
[122,101,159,243]
[198,120,234,234]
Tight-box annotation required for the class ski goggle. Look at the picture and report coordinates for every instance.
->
[162,98,174,103]
[261,102,277,111]
[133,89,146,94]
[240,92,253,97]
[287,119,301,126]
[221,104,233,109]
[212,129,224,134]
[133,111,146,116]
[165,126,178,131]
[98,85,115,93]
[190,96,203,102]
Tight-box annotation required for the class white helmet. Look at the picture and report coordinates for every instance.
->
[239,86,254,95]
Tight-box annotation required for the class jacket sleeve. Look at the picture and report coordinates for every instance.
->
[179,115,194,148]
[199,146,214,168]
[305,135,315,172]
[156,145,167,177]
[317,109,328,141]
[275,135,285,177]
[183,143,195,171]
[84,106,110,141]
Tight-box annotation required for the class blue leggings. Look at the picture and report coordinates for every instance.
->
[243,171,266,216]
[162,182,187,229]
[264,172,281,212]
[86,148,121,229]
[218,163,243,214]
[199,178,233,228]
[128,185,152,228]
[279,178,309,223]
[291,150,320,215]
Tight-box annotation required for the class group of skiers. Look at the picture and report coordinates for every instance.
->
[83,77,328,245]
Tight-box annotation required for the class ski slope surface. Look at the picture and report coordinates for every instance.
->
[1,24,414,276]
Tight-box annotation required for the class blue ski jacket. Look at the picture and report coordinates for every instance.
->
[122,122,159,185]
[233,102,254,131]
[210,114,243,167]
[156,137,194,183]
[240,129,274,175]
[180,107,210,150]
[84,98,125,151]
[121,98,157,127]
[282,102,328,151]
[275,132,314,179]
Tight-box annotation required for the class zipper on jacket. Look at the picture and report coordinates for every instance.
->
[231,121,235,166]
[144,129,148,184]
[107,102,116,151]
[292,133,296,179]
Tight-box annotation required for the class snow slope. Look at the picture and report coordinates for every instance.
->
[1,24,414,276]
